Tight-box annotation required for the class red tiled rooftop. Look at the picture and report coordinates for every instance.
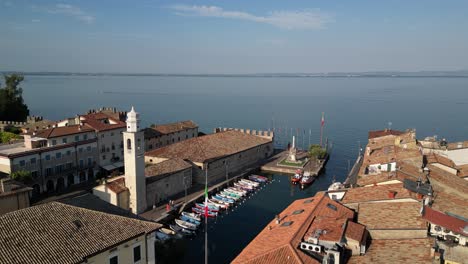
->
[105,177,127,194]
[25,124,94,138]
[368,129,404,139]
[232,193,355,264]
[347,238,434,264]
[345,221,366,243]
[357,202,425,230]
[422,206,468,236]
[145,130,271,163]
[82,112,126,132]
[341,183,417,204]
[151,120,198,135]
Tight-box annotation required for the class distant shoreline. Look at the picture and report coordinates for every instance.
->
[2,71,468,78]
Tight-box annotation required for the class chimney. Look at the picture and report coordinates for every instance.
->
[387,190,396,199]
[275,214,280,224]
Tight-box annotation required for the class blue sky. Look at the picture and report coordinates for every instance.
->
[1,0,468,73]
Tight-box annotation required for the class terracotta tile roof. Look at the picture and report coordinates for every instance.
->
[357,202,425,230]
[105,177,127,194]
[145,158,192,181]
[358,158,423,186]
[430,192,468,219]
[232,193,355,264]
[341,183,417,204]
[345,221,366,243]
[422,206,468,236]
[0,202,161,264]
[347,238,434,264]
[145,130,271,163]
[457,164,468,177]
[425,153,456,168]
[81,112,126,132]
[24,124,94,138]
[368,129,404,139]
[151,120,198,135]
[427,164,468,200]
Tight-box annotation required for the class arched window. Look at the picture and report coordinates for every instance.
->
[127,138,132,150]
[137,138,141,150]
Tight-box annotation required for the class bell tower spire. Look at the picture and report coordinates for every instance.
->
[123,106,146,214]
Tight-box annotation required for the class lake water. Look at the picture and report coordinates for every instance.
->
[20,75,468,263]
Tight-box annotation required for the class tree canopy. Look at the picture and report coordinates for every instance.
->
[308,144,327,159]
[0,74,29,121]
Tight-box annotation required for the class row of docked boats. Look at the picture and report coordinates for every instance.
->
[291,169,315,187]
[168,175,269,237]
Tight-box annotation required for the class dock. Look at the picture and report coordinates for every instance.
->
[260,150,328,176]
[140,166,260,224]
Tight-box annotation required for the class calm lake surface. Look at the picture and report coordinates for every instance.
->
[21,75,468,263]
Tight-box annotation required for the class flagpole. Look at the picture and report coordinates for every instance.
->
[320,112,325,147]
[205,167,208,264]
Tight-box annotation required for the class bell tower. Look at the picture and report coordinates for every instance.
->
[123,107,146,214]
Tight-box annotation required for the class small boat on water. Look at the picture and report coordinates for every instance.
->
[234,182,255,190]
[180,215,201,226]
[155,230,171,241]
[291,169,303,184]
[213,195,235,204]
[195,203,219,212]
[181,211,201,221]
[220,190,242,199]
[192,207,218,217]
[218,193,241,201]
[227,187,248,195]
[240,179,260,187]
[328,181,345,191]
[208,199,229,209]
[170,224,195,236]
[300,172,314,186]
[249,175,268,183]
[159,227,177,236]
[175,219,198,231]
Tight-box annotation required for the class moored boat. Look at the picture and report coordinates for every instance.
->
[155,231,171,241]
[181,211,201,221]
[208,199,230,209]
[192,207,218,217]
[227,187,248,195]
[221,190,242,199]
[291,173,302,184]
[213,195,235,204]
[300,172,314,186]
[195,203,219,212]
[170,224,195,236]
[328,181,345,191]
[175,219,198,231]
[234,182,255,190]
[218,192,241,201]
[240,179,260,187]
[249,175,268,183]
[180,215,201,226]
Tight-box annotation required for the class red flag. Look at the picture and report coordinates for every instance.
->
[321,112,325,127]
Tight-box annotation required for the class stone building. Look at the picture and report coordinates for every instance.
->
[0,125,99,196]
[143,120,198,151]
[0,178,32,215]
[0,199,161,264]
[145,130,274,185]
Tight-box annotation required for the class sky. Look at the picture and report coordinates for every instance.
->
[1,0,468,74]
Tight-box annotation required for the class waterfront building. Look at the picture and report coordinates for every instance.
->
[0,125,98,196]
[55,107,128,172]
[93,107,194,213]
[0,199,161,264]
[145,129,274,184]
[0,178,32,215]
[232,192,369,264]
[422,206,467,246]
[144,120,198,151]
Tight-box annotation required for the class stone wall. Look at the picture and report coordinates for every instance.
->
[214,127,274,140]
[145,168,192,206]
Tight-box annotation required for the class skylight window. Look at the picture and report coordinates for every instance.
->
[292,209,304,215]
[281,221,293,227]
[326,203,337,211]
[303,199,314,204]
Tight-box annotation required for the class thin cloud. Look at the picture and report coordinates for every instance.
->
[47,4,95,24]
[170,5,332,30]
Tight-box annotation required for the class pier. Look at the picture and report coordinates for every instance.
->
[260,150,328,176]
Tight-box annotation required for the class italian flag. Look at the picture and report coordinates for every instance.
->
[204,185,209,217]
[321,112,325,127]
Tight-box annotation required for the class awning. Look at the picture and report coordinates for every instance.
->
[102,161,125,171]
